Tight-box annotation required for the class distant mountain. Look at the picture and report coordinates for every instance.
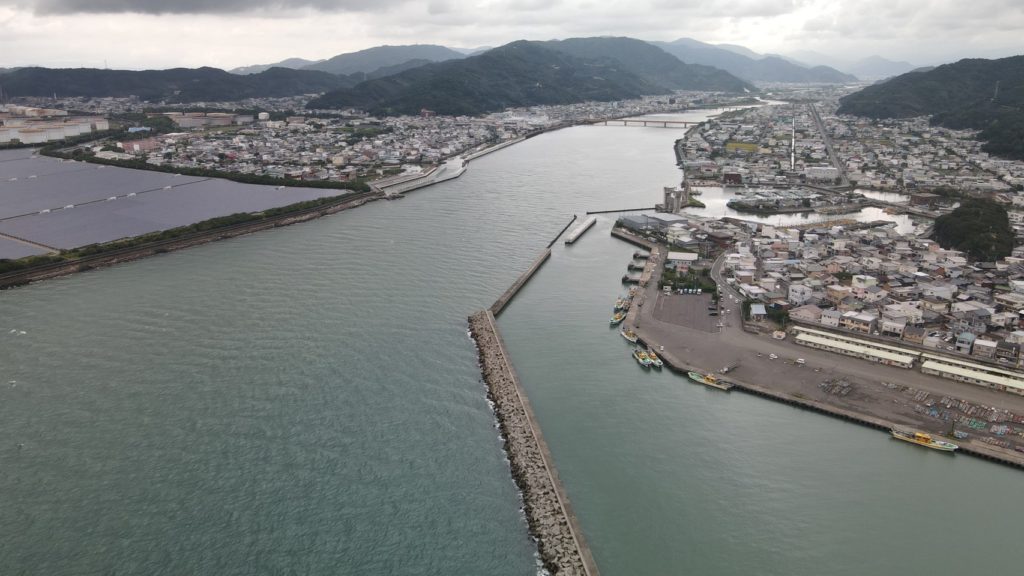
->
[784,51,917,80]
[302,45,465,76]
[0,66,354,102]
[307,37,751,116]
[845,56,918,81]
[714,43,762,59]
[451,46,492,55]
[230,58,323,75]
[838,56,1024,159]
[652,38,856,83]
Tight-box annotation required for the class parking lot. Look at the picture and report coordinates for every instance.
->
[650,290,720,333]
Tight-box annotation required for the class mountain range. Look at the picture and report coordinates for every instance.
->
[306,37,753,116]
[784,51,919,80]
[0,66,352,102]
[229,58,323,76]
[838,55,1024,159]
[652,38,856,84]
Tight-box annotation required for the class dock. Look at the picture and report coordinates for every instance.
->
[469,311,600,576]
[564,216,597,245]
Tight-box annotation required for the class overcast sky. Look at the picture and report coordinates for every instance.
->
[1,0,1021,70]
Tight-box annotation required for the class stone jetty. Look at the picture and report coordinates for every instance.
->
[468,310,599,576]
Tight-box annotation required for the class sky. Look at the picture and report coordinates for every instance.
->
[1,0,1022,70]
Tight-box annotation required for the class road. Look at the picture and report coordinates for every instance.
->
[808,103,850,188]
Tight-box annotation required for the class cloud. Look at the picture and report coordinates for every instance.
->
[25,0,406,14]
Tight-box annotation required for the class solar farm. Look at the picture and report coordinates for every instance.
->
[0,150,342,259]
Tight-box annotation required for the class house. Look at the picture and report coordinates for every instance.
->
[750,303,768,321]
[841,311,878,334]
[903,325,927,344]
[788,283,814,305]
[956,332,976,354]
[996,341,1020,364]
[789,304,823,324]
[951,308,991,336]
[973,338,998,359]
[820,309,841,328]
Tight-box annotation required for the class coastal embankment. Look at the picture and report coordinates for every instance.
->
[639,336,1024,470]
[468,310,599,576]
[0,192,380,289]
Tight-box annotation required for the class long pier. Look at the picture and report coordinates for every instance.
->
[564,216,597,245]
[469,311,600,576]
[490,249,552,316]
[549,215,578,248]
[609,227,657,250]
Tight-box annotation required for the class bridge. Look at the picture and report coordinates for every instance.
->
[593,118,696,129]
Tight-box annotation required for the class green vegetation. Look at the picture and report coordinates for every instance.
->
[309,38,751,116]
[932,198,1014,261]
[837,55,1024,160]
[687,197,706,208]
[0,196,354,275]
[832,271,853,285]
[659,266,717,293]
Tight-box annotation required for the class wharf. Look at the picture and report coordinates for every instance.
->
[609,227,656,250]
[468,311,600,576]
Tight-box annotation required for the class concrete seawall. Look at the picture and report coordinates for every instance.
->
[637,333,1024,470]
[469,310,600,576]
[490,249,552,317]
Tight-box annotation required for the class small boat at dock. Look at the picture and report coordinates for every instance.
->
[614,297,628,311]
[610,312,626,325]
[890,429,958,452]
[646,348,664,368]
[620,327,639,343]
[633,348,652,367]
[687,371,733,391]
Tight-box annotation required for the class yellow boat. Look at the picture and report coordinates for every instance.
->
[687,371,733,391]
[890,429,958,452]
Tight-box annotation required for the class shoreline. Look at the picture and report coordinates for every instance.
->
[468,310,600,576]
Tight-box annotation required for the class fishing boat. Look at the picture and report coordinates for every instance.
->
[646,348,664,368]
[620,327,639,343]
[610,312,626,325]
[614,297,628,311]
[890,429,958,452]
[687,370,733,391]
[633,348,652,367]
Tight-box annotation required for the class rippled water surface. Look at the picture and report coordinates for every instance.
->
[3,111,1023,574]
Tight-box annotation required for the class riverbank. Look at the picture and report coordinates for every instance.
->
[468,310,599,576]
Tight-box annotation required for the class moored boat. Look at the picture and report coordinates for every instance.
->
[620,327,639,343]
[687,370,733,391]
[890,429,958,452]
[633,348,652,367]
[610,312,626,325]
[646,348,664,368]
[614,297,627,311]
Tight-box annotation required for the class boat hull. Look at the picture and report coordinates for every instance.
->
[890,431,958,452]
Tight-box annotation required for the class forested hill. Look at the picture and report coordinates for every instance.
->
[0,66,354,102]
[307,37,752,116]
[838,56,1024,159]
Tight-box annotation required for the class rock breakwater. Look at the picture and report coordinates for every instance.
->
[468,310,598,576]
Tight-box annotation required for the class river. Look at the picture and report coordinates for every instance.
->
[1,109,1022,574]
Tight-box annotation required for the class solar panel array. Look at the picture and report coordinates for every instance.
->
[0,150,344,259]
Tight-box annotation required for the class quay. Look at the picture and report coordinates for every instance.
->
[648,335,1024,469]
[609,226,657,250]
[564,216,597,245]
[468,311,600,576]
[586,207,654,215]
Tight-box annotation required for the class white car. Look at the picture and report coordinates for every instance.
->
[769,353,778,360]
